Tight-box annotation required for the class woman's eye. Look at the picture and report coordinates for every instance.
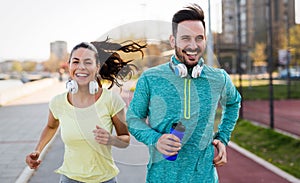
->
[71,61,79,64]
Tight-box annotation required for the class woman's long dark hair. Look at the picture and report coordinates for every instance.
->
[69,38,146,89]
[91,38,146,89]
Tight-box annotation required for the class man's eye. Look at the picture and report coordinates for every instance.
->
[196,36,204,41]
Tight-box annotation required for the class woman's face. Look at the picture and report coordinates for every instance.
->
[69,47,99,86]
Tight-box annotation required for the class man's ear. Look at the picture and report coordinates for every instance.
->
[169,35,175,48]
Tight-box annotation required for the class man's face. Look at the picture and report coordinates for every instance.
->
[170,20,206,68]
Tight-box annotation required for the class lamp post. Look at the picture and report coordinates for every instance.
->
[285,1,291,99]
[237,0,243,119]
[207,0,214,67]
[267,0,274,129]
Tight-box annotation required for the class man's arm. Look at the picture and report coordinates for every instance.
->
[214,70,241,145]
[126,75,162,146]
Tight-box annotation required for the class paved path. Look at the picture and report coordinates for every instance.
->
[218,144,293,183]
[0,78,66,183]
[0,79,299,182]
[243,100,300,137]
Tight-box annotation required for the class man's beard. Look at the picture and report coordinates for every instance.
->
[174,46,201,68]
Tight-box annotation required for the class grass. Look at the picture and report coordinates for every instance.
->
[212,79,300,178]
[231,120,300,178]
[241,80,300,100]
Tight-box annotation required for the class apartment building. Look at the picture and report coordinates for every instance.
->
[217,0,295,74]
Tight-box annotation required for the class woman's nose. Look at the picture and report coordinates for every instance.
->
[78,62,86,69]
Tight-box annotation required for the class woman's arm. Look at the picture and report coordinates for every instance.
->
[25,110,59,169]
[93,108,130,148]
[111,108,130,148]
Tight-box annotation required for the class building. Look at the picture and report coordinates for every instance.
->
[216,0,295,74]
[50,41,68,60]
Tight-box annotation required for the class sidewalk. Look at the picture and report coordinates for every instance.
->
[0,78,66,183]
[0,79,299,182]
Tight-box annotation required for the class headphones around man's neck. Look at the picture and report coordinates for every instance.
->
[169,55,204,78]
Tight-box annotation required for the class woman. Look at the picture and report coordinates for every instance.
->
[26,39,146,183]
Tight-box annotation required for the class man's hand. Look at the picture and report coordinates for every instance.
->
[212,139,227,167]
[156,134,182,156]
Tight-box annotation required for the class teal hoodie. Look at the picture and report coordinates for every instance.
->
[126,60,241,183]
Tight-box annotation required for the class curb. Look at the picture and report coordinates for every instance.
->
[0,78,56,106]
[229,142,300,183]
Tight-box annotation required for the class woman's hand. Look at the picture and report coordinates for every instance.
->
[25,151,41,169]
[93,125,113,145]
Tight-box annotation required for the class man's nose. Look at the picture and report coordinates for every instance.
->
[189,39,198,49]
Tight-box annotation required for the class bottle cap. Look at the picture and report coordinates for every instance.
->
[172,122,185,132]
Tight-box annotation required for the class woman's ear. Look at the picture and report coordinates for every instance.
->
[169,35,175,48]
[96,64,100,73]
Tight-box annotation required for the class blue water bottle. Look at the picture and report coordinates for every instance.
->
[163,122,185,161]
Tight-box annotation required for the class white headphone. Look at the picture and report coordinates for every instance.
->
[169,55,204,78]
[66,80,99,94]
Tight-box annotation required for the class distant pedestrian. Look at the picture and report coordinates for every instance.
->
[126,4,241,182]
[26,39,145,183]
[58,68,64,82]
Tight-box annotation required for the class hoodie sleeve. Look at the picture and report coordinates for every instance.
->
[126,74,162,146]
[214,70,241,145]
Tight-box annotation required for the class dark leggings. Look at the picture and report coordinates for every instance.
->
[59,174,117,183]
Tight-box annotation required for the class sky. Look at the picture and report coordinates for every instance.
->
[0,0,224,62]
[296,0,300,24]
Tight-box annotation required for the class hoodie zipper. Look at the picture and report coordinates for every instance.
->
[184,78,191,119]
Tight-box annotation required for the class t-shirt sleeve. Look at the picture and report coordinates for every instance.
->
[109,91,126,117]
[49,95,60,120]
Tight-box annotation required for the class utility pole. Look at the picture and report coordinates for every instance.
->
[285,1,291,99]
[267,0,274,129]
[207,0,214,66]
[237,0,243,119]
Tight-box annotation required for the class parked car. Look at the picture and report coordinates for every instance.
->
[279,68,300,79]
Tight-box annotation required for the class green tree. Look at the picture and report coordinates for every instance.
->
[11,61,23,72]
[250,43,267,65]
[289,25,300,66]
[22,61,37,72]
[43,53,69,72]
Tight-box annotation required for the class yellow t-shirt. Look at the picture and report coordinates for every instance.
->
[49,88,125,183]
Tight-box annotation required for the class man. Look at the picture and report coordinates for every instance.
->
[126,4,241,183]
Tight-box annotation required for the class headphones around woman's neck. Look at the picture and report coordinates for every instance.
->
[66,80,99,94]
[169,55,204,78]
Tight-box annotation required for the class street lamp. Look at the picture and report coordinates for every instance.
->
[237,0,243,119]
[267,0,274,129]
